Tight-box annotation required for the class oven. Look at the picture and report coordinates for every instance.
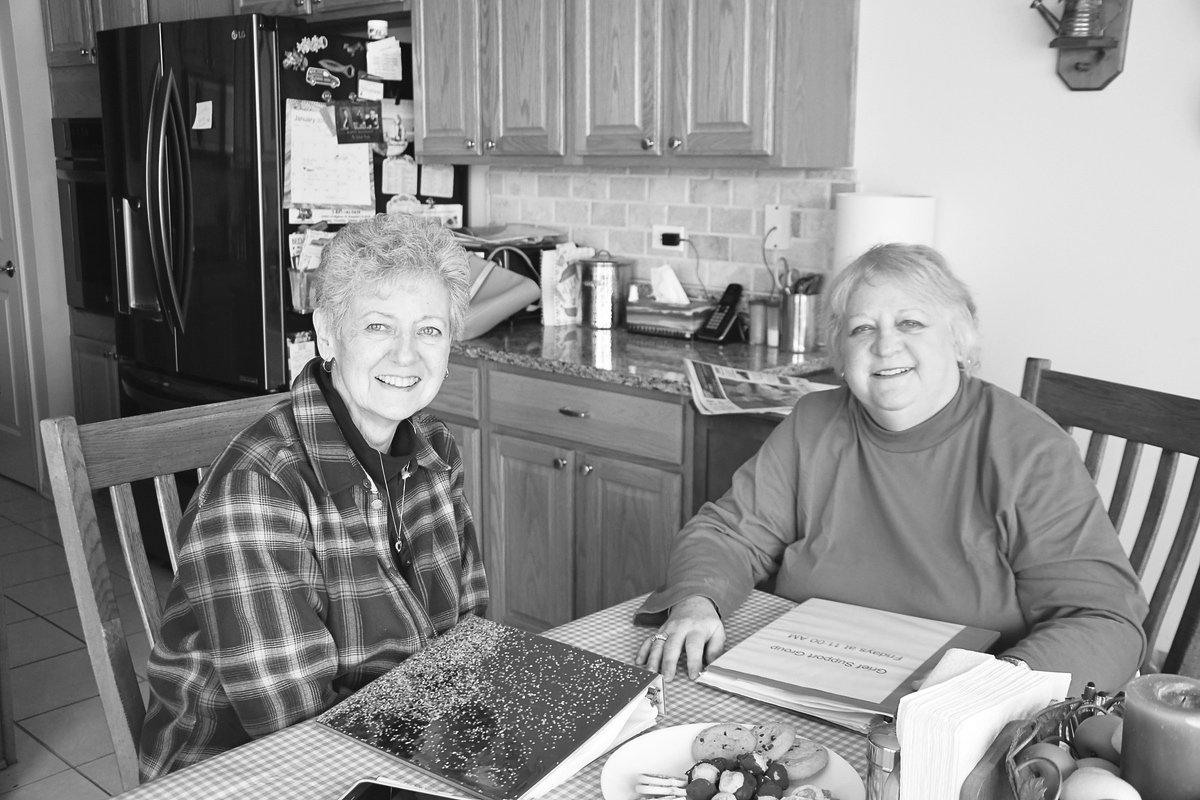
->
[53,117,113,313]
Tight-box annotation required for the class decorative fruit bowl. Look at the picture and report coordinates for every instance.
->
[1004,685,1126,800]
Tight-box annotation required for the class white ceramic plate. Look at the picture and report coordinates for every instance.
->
[600,723,866,800]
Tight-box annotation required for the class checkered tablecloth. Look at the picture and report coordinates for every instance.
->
[120,592,867,800]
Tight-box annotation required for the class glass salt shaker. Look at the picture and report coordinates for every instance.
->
[866,721,901,800]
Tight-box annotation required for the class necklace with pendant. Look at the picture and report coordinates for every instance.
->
[378,450,412,567]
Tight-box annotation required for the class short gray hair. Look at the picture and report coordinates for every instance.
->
[314,214,471,338]
[820,243,981,374]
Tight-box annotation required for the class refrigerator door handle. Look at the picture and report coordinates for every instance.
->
[144,69,169,320]
[146,69,188,334]
[165,70,194,329]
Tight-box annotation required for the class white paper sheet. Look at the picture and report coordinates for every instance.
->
[284,99,374,210]
[366,37,403,80]
[419,163,455,198]
[382,156,418,196]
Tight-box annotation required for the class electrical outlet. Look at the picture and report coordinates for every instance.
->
[652,224,686,252]
[764,204,793,250]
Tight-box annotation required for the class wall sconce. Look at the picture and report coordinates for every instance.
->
[1031,0,1133,90]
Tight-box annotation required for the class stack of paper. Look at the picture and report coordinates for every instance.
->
[696,598,999,733]
[896,652,1070,800]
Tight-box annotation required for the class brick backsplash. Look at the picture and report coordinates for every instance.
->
[482,166,857,299]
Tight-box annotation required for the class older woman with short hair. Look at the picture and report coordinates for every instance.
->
[140,214,488,779]
[636,243,1146,695]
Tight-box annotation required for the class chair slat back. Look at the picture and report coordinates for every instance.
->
[40,393,284,791]
[1021,358,1200,678]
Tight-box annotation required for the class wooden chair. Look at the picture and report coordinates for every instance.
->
[1021,358,1200,677]
[40,394,285,791]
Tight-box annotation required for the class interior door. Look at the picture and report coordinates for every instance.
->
[0,45,39,487]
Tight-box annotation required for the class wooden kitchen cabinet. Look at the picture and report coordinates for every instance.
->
[149,0,234,22]
[42,0,146,115]
[571,0,857,167]
[412,0,565,161]
[234,0,405,18]
[42,0,146,65]
[69,309,121,425]
[426,357,485,557]
[484,368,684,632]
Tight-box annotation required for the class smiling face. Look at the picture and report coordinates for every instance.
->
[314,275,451,450]
[841,278,963,431]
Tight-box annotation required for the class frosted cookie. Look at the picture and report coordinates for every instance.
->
[691,724,757,761]
[752,722,797,760]
[778,737,829,781]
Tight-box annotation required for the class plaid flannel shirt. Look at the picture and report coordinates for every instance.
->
[139,361,489,779]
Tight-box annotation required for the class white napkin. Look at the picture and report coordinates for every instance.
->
[896,655,1071,800]
[650,265,690,305]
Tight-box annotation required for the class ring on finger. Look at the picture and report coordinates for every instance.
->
[652,633,668,643]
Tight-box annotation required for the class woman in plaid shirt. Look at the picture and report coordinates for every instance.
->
[140,215,489,779]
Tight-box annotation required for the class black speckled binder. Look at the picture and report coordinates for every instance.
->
[317,615,663,800]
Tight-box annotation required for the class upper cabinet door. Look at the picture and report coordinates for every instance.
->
[572,0,661,157]
[485,0,566,157]
[412,0,483,158]
[666,0,776,157]
[43,0,97,66]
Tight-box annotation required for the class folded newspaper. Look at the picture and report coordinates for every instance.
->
[684,359,837,415]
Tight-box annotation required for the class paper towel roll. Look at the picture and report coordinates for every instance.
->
[832,193,936,271]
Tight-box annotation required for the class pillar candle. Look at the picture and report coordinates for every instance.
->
[1121,673,1200,800]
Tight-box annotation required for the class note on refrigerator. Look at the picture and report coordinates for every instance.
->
[382,156,419,196]
[419,164,455,198]
[366,37,403,80]
[283,99,374,210]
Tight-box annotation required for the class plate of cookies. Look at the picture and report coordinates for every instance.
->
[600,721,865,800]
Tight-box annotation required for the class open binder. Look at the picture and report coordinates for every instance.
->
[317,615,664,800]
[697,598,999,734]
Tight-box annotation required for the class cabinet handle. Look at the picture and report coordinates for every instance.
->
[464,138,476,150]
[2,260,13,277]
[640,136,655,150]
[553,457,568,470]
[80,48,88,57]
[668,136,683,150]
[484,140,496,150]
[558,407,589,418]
[105,348,118,360]
[580,464,594,476]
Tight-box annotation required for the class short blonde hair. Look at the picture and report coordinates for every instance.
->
[821,243,981,374]
[315,214,471,338]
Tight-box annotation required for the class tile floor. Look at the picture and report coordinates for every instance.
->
[0,475,172,798]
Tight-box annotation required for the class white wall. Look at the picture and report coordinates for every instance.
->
[855,0,1200,400]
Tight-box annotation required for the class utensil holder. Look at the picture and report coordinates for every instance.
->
[779,293,817,352]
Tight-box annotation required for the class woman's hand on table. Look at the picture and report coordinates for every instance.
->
[636,595,725,681]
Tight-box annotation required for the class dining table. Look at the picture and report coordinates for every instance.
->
[117,591,868,800]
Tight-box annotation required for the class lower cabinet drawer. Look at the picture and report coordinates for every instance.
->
[429,361,481,421]
[489,371,683,463]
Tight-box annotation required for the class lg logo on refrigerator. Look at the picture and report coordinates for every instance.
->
[230,30,247,40]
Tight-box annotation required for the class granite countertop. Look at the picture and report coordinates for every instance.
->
[451,318,831,395]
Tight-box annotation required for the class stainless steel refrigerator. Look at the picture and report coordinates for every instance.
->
[97,14,468,415]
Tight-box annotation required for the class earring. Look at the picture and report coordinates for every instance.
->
[322,357,335,373]
[445,368,450,378]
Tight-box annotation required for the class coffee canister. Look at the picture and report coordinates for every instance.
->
[576,250,632,329]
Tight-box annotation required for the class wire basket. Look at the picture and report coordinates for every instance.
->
[1004,688,1125,800]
